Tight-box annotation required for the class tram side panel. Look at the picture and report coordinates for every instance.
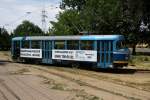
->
[12,38,129,68]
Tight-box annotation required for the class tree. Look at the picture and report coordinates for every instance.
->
[121,0,150,55]
[50,10,82,35]
[0,28,11,50]
[61,0,87,11]
[13,20,43,36]
[51,0,122,35]
[81,0,122,34]
[51,0,150,55]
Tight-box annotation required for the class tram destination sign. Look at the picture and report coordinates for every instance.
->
[52,50,97,62]
[20,48,42,58]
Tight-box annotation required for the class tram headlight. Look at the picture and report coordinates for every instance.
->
[125,54,129,60]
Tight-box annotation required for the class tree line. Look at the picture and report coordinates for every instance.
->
[50,0,150,55]
[1,0,150,55]
[0,28,11,50]
[0,20,43,50]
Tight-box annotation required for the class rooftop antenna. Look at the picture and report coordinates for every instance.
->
[41,0,47,34]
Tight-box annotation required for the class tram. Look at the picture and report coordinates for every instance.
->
[11,35,130,68]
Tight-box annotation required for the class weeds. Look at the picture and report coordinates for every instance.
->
[9,68,30,75]
[39,75,68,91]
[129,55,150,69]
[39,75,100,100]
[71,90,100,100]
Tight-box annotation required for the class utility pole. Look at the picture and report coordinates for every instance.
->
[41,5,47,34]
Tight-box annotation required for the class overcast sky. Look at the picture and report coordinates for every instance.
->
[0,0,61,33]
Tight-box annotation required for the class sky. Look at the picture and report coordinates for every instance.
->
[0,0,61,33]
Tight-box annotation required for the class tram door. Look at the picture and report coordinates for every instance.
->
[42,41,52,64]
[98,41,113,68]
[12,41,20,58]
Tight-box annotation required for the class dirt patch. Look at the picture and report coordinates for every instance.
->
[46,67,150,92]
[9,68,30,75]
[38,75,100,100]
[0,51,11,61]
[30,65,150,100]
[1,51,150,100]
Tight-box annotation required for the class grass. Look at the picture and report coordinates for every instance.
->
[39,75,100,100]
[49,65,150,92]
[75,91,100,100]
[39,75,68,91]
[129,55,150,69]
[0,51,11,60]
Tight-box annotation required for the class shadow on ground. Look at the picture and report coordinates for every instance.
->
[0,60,11,66]
[50,64,150,74]
[21,61,150,75]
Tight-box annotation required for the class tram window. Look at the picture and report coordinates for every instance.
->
[80,41,94,50]
[31,41,40,49]
[110,41,113,51]
[101,41,105,51]
[105,42,109,51]
[97,41,100,51]
[67,40,78,50]
[106,41,113,51]
[22,41,29,48]
[55,41,65,49]
[116,40,126,50]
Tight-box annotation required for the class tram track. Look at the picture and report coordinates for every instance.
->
[0,63,55,100]
[1,60,150,100]
[0,66,22,100]
[13,76,53,100]
[4,65,54,100]
[25,62,150,90]
[0,89,9,100]
[10,61,150,74]
[1,51,150,100]
[0,78,21,100]
[0,66,32,100]
[45,66,150,92]
[0,81,21,100]
[27,64,150,100]
[8,60,150,75]
[0,79,9,100]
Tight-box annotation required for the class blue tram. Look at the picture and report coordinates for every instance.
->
[11,35,130,68]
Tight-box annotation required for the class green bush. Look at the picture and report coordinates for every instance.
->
[129,55,150,68]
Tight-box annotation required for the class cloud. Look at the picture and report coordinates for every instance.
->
[0,0,61,33]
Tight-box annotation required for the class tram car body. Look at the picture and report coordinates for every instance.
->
[11,35,130,68]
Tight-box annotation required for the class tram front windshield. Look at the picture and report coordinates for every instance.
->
[116,40,127,50]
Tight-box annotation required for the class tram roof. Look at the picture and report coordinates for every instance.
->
[12,35,124,41]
